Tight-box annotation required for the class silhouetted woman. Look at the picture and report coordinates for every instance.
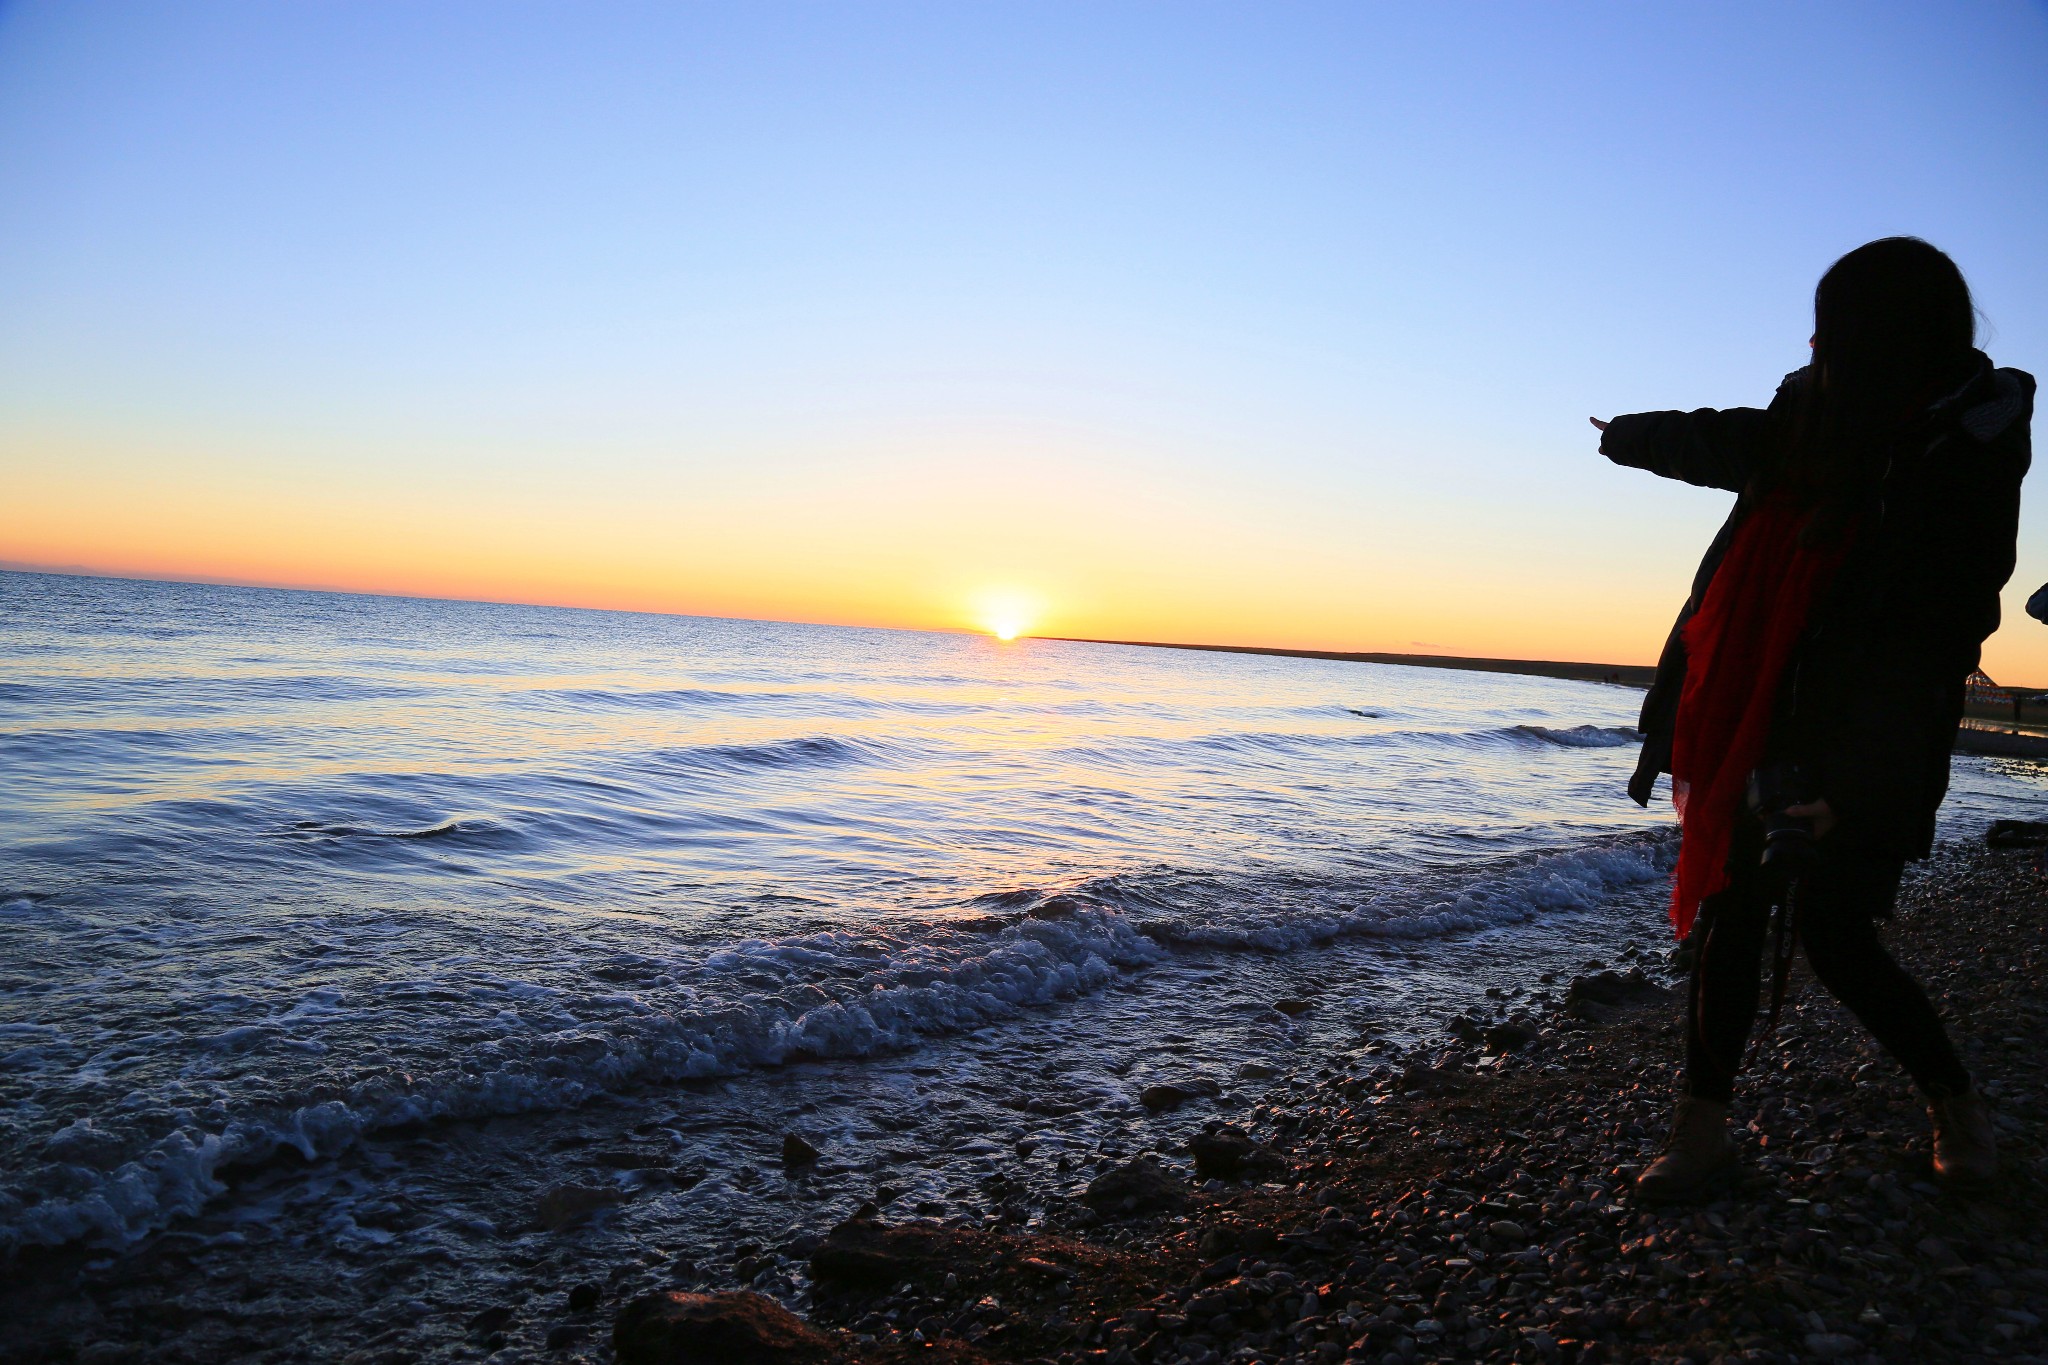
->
[1593,237,2034,1200]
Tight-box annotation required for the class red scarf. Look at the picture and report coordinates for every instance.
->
[1668,490,1851,938]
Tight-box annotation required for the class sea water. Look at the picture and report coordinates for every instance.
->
[3,569,2042,1280]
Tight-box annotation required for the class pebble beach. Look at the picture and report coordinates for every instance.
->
[643,835,2048,1365]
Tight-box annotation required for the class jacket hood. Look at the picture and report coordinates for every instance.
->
[1959,368,2035,443]
[1927,353,2035,443]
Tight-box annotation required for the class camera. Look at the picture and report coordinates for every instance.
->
[1747,762,1818,878]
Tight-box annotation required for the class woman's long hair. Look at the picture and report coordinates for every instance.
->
[1782,237,1977,505]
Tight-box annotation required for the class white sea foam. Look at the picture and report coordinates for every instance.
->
[1,905,1167,1252]
[0,833,1673,1256]
[1143,833,1673,951]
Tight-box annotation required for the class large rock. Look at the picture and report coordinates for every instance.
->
[810,1216,975,1287]
[614,1291,835,1365]
[1482,1020,1538,1052]
[1565,968,1670,1021]
[1399,1062,1473,1095]
[1083,1156,1187,1213]
[1139,1078,1221,1112]
[1186,1125,1284,1181]
[1986,818,2048,848]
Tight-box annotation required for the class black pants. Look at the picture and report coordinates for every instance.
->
[1684,818,1970,1104]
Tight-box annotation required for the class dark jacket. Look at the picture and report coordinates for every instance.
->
[1601,353,2035,860]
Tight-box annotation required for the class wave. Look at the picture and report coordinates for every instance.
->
[0,910,1164,1255]
[284,816,509,842]
[513,686,792,712]
[1190,722,1641,758]
[1140,830,1671,951]
[0,830,1672,1257]
[0,674,430,712]
[631,734,886,776]
[1504,724,1643,749]
[514,685,1029,722]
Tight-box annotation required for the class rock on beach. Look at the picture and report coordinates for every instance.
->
[614,1290,835,1364]
[1138,1077,1221,1112]
[810,1215,977,1287]
[1187,1124,1284,1181]
[1083,1155,1188,1214]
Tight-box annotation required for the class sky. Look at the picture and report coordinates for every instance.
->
[2,2,2046,676]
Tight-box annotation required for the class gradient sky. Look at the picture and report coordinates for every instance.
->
[3,2,2046,676]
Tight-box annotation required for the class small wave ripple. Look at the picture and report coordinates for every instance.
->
[1190,722,1642,758]
[1506,724,1643,749]
[656,735,884,772]
[284,816,509,842]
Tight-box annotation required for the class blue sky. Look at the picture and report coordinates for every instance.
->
[3,2,2046,672]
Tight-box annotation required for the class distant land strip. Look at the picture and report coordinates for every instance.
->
[1051,638,1658,688]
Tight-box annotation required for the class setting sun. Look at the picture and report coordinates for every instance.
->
[973,589,1040,642]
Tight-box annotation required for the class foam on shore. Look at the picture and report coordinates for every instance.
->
[0,831,1674,1255]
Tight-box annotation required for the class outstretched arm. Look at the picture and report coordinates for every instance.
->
[1592,371,1802,494]
[1595,406,1775,492]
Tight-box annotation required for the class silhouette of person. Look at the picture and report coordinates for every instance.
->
[1590,238,2033,1201]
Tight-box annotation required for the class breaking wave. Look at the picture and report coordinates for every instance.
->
[1505,724,1643,749]
[0,830,1673,1256]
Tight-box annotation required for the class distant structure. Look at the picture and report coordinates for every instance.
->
[1967,668,2006,705]
[1966,669,2041,727]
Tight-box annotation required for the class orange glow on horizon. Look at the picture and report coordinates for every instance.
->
[10,428,2048,686]
[11,538,2048,689]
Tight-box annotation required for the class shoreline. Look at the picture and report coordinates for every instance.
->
[9,838,2041,1363]
[775,836,2046,1365]
[662,839,2044,1365]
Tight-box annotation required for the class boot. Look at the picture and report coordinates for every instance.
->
[1929,1088,1998,1185]
[1634,1096,1734,1203]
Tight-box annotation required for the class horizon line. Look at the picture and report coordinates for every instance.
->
[21,562,2028,694]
